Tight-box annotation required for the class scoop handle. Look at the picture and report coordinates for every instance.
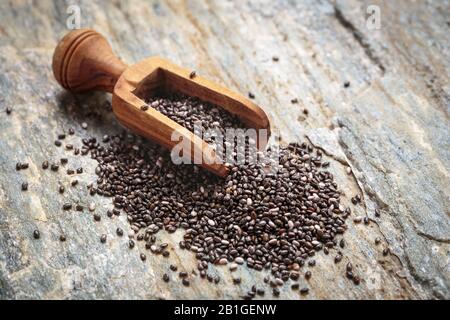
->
[52,29,127,93]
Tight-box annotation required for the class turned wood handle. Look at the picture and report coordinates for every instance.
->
[52,29,127,93]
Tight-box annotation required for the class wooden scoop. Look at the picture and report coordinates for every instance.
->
[52,29,270,177]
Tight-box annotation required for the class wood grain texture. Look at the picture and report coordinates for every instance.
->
[52,29,127,93]
[0,0,448,299]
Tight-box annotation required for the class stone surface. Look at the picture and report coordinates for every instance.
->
[0,0,448,299]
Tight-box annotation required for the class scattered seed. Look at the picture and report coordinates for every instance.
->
[116,228,124,236]
[229,262,238,271]
[63,203,72,211]
[182,279,190,286]
[59,235,66,242]
[375,209,381,217]
[21,182,28,191]
[100,234,107,243]
[42,161,49,169]
[163,274,170,282]
[33,229,40,239]
[272,288,280,297]
[353,217,362,223]
[169,264,178,272]
[189,71,196,79]
[235,257,244,265]
[305,271,312,280]
[290,272,299,281]
[351,195,361,205]
[346,262,353,272]
[274,278,284,286]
